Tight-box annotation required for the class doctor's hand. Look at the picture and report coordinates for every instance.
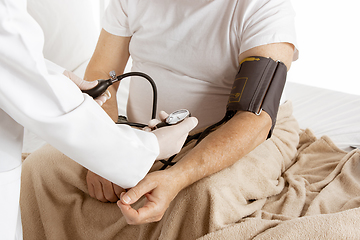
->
[86,170,125,203]
[117,169,183,225]
[149,111,198,160]
[63,70,111,106]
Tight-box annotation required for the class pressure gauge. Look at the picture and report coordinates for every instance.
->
[156,109,191,128]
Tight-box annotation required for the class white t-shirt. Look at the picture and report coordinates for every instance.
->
[103,0,299,129]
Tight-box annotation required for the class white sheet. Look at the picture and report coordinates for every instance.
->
[285,82,360,152]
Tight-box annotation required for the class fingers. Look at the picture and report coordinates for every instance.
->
[93,178,113,202]
[103,181,120,203]
[118,196,140,224]
[147,119,162,129]
[118,195,163,225]
[147,111,168,129]
[79,79,98,90]
[63,70,98,90]
[87,181,96,199]
[95,99,105,106]
[147,111,197,130]
[88,178,107,202]
[120,179,156,205]
[86,171,97,199]
[159,111,169,121]
[113,184,125,199]
[116,172,174,225]
[94,90,111,106]
[86,170,120,203]
[117,176,160,225]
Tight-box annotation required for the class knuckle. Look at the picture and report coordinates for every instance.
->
[115,188,125,198]
[95,193,107,202]
[146,214,163,223]
[104,193,118,203]
[98,197,107,203]
[126,218,137,225]
[89,192,95,199]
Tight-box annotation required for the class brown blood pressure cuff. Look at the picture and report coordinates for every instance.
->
[227,56,287,138]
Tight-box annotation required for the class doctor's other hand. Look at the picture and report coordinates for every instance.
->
[63,70,111,106]
[152,115,198,160]
[117,169,182,225]
[86,170,125,202]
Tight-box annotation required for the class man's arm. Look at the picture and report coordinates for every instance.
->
[169,42,294,188]
[84,29,131,202]
[118,42,295,224]
[84,29,131,122]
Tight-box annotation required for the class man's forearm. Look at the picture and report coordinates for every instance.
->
[168,110,272,190]
[99,84,119,122]
[83,30,131,122]
[84,70,120,122]
[168,42,295,189]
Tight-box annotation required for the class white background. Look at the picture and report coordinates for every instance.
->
[288,0,360,95]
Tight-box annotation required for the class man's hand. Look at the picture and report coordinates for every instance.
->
[63,70,111,106]
[117,169,182,224]
[86,170,125,202]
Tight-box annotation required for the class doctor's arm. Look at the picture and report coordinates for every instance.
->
[117,42,294,224]
[2,3,197,197]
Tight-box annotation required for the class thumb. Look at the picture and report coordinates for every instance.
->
[158,111,169,122]
[120,180,156,205]
[63,70,98,90]
[78,79,98,91]
[120,192,133,205]
[174,117,198,133]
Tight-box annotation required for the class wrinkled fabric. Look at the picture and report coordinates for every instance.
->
[25,102,358,240]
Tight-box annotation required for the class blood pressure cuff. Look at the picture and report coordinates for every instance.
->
[227,56,287,138]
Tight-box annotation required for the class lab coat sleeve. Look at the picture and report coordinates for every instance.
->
[0,0,159,188]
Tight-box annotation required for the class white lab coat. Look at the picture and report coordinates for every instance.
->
[0,0,160,239]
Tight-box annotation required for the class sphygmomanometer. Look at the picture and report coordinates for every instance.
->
[83,56,287,168]
[82,71,191,129]
[227,56,287,138]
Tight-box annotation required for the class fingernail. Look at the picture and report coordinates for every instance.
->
[95,99,103,106]
[190,117,198,125]
[143,127,151,132]
[104,90,111,99]
[122,194,131,204]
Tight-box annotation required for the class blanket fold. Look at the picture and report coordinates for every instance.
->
[199,129,360,240]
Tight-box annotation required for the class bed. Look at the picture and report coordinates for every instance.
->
[23,0,360,239]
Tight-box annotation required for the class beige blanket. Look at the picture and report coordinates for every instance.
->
[20,102,360,240]
[199,129,360,240]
